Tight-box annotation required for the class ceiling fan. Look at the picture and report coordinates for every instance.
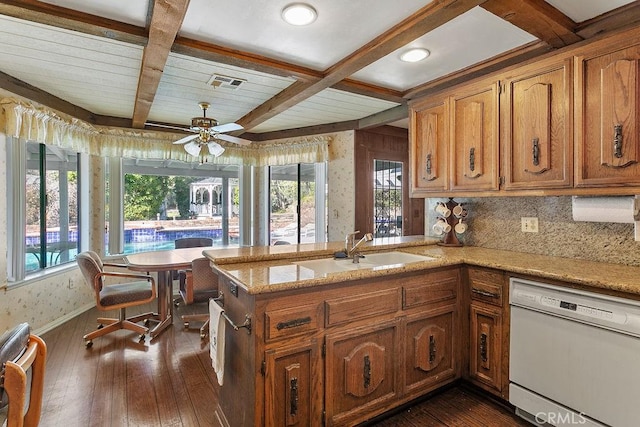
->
[147,102,251,157]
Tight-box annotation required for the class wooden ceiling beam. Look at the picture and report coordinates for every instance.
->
[482,0,581,48]
[0,0,147,45]
[576,1,640,39]
[237,0,487,131]
[131,0,190,128]
[331,79,405,104]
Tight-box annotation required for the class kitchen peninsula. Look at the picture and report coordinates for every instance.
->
[203,238,640,426]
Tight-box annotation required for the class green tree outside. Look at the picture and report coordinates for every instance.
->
[124,174,169,220]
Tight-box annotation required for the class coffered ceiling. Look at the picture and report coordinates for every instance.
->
[0,0,638,142]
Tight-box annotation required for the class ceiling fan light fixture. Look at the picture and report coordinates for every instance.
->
[207,142,225,157]
[281,3,317,26]
[400,48,430,63]
[191,117,217,130]
[184,140,202,157]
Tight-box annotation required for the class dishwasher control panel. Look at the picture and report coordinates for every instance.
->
[510,278,640,337]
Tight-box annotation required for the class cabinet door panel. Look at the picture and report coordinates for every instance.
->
[469,304,502,393]
[404,310,457,395]
[265,340,322,427]
[504,60,572,189]
[325,320,399,426]
[450,81,499,191]
[410,99,448,195]
[576,44,640,186]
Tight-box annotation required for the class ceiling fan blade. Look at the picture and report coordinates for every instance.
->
[207,142,225,157]
[215,133,252,146]
[183,140,202,156]
[210,122,243,133]
[173,134,199,145]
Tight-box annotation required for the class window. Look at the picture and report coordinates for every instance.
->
[109,159,241,254]
[8,140,82,281]
[269,163,326,245]
[373,159,403,238]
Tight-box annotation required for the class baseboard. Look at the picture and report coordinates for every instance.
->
[32,302,94,336]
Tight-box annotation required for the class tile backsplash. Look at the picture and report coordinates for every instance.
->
[426,196,640,267]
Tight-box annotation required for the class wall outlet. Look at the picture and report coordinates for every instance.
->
[68,278,75,289]
[521,217,539,233]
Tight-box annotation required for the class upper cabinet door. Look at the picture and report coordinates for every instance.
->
[503,59,573,190]
[575,41,640,187]
[409,98,448,196]
[450,80,499,192]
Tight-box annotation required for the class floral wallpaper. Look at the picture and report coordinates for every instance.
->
[327,131,356,242]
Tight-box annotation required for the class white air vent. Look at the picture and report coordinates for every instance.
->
[208,74,246,90]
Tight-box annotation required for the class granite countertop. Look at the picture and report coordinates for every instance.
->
[203,238,640,297]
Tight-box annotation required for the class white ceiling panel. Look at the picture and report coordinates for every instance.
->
[351,7,538,91]
[39,0,149,27]
[179,0,430,71]
[544,0,635,22]
[0,15,142,117]
[252,89,399,133]
[150,53,295,125]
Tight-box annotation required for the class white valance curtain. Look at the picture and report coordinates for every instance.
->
[0,98,329,166]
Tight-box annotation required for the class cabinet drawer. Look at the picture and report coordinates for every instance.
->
[468,268,504,307]
[265,304,321,342]
[325,288,399,327]
[403,269,459,310]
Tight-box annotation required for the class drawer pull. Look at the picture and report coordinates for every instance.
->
[614,124,623,158]
[363,355,371,389]
[289,377,298,416]
[471,288,499,299]
[429,335,437,364]
[480,333,488,363]
[276,316,312,331]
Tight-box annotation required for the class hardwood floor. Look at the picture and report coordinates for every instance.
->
[39,302,526,427]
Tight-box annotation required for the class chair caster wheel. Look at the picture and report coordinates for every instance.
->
[139,335,146,342]
[183,322,189,330]
[97,324,104,329]
[144,319,150,326]
[85,340,93,348]
[200,333,206,339]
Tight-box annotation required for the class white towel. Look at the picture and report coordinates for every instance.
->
[209,299,226,386]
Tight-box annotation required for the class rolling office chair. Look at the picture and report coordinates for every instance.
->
[177,257,219,339]
[172,237,214,304]
[0,323,47,427]
[76,251,157,347]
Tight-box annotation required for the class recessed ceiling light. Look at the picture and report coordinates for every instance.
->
[281,3,317,26]
[400,48,430,63]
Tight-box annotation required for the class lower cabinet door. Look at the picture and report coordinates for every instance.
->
[264,339,322,427]
[469,303,503,395]
[325,320,400,426]
[404,308,457,396]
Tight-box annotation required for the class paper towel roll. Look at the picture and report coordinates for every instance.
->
[572,196,637,223]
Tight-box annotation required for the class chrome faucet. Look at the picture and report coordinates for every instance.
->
[346,232,373,262]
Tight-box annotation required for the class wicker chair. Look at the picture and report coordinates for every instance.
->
[76,251,157,347]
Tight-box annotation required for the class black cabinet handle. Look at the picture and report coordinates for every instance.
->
[480,333,488,363]
[426,153,432,176]
[469,147,476,172]
[429,335,437,364]
[289,377,298,416]
[614,125,623,158]
[532,137,540,166]
[363,355,371,389]
[472,288,499,299]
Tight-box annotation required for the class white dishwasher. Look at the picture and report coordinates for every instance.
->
[509,278,640,427]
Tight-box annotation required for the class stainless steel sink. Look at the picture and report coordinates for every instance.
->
[292,251,436,275]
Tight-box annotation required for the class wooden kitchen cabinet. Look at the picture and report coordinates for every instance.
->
[502,58,573,190]
[575,34,640,187]
[450,79,500,192]
[409,98,448,195]
[264,339,323,427]
[325,320,401,426]
[466,266,509,399]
